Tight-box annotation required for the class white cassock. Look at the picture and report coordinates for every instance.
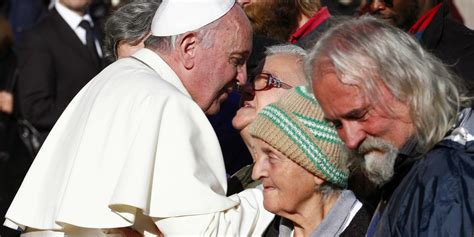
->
[4,49,273,236]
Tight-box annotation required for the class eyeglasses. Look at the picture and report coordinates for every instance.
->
[253,72,293,91]
[233,72,293,94]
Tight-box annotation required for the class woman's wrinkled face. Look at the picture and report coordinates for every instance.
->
[231,54,306,157]
[233,54,306,131]
[252,138,317,215]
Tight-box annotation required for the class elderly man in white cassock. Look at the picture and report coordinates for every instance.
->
[3,0,274,236]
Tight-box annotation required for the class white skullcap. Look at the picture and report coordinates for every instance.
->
[151,0,236,36]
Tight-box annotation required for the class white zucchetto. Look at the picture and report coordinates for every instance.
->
[151,0,235,36]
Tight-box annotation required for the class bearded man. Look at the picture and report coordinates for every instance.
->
[309,16,474,237]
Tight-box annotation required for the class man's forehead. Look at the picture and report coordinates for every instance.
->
[313,74,367,115]
[313,69,359,90]
[227,34,252,57]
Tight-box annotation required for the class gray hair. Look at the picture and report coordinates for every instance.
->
[144,16,221,52]
[250,44,307,76]
[103,0,161,61]
[265,44,307,58]
[306,16,470,154]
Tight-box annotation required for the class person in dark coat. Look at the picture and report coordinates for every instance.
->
[310,16,474,236]
[365,0,474,93]
[6,0,49,43]
[15,0,105,141]
[0,15,33,237]
[238,0,334,50]
[0,15,17,237]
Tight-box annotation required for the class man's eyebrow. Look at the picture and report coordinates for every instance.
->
[323,106,369,123]
[230,51,250,58]
[342,107,368,119]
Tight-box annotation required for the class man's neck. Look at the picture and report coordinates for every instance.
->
[283,192,340,236]
[72,9,86,17]
[57,1,87,17]
[297,13,310,29]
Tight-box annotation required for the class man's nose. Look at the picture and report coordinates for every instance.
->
[236,0,251,7]
[236,63,248,85]
[370,0,387,12]
[338,122,367,151]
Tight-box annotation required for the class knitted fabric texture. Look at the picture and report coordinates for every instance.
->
[249,86,349,187]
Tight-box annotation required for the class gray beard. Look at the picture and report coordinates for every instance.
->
[353,136,399,186]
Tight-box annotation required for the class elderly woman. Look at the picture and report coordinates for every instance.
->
[250,86,371,236]
[227,44,308,194]
[103,0,160,61]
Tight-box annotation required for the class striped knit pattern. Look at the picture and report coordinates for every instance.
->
[250,86,349,187]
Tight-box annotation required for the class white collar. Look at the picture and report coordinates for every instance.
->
[131,48,192,98]
[55,1,93,30]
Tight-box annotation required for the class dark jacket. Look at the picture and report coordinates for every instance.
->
[373,108,474,236]
[15,8,104,139]
[420,0,474,93]
[0,37,31,237]
[293,7,333,50]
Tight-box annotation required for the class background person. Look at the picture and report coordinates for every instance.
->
[15,0,106,141]
[453,0,474,29]
[0,14,21,237]
[238,0,333,49]
[363,0,474,92]
[102,0,160,62]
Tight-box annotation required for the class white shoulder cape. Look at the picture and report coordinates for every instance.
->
[5,49,273,235]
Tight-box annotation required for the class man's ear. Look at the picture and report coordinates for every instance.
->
[177,32,198,69]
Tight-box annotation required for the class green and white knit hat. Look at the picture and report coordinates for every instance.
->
[249,85,349,188]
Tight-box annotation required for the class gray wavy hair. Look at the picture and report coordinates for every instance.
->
[306,16,470,154]
[265,44,307,58]
[249,44,308,76]
[103,0,161,61]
